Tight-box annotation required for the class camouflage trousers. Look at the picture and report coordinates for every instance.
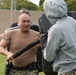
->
[8,69,38,75]
[58,70,76,75]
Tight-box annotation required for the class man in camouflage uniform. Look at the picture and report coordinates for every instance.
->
[0,14,40,75]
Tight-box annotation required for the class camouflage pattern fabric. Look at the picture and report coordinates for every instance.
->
[58,70,76,75]
[8,69,38,75]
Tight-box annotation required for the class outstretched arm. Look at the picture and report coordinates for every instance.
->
[0,39,13,61]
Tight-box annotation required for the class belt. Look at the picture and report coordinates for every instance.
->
[12,62,37,70]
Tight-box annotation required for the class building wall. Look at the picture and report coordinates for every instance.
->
[0,10,42,40]
[0,10,42,33]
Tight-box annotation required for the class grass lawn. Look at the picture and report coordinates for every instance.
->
[0,55,6,75]
[0,55,45,75]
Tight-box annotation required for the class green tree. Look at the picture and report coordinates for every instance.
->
[0,0,11,9]
[37,0,44,11]
[0,0,38,10]
[38,3,43,11]
[39,0,44,7]
[65,0,76,11]
[38,0,76,11]
[16,0,38,10]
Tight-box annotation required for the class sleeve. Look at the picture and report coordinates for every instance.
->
[43,26,60,62]
[2,32,11,45]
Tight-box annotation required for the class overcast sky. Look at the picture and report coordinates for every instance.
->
[28,0,40,7]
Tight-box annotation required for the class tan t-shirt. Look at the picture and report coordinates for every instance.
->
[3,29,40,67]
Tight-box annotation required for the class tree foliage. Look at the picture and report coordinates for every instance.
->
[0,0,76,11]
[65,0,76,11]
[16,0,38,10]
[38,0,76,11]
[0,0,38,10]
[0,0,11,9]
[37,0,44,11]
[39,0,44,7]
